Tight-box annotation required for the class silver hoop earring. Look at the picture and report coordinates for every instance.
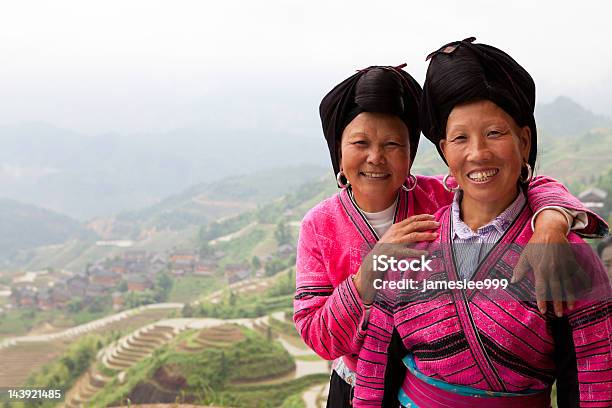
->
[519,162,533,184]
[401,174,418,192]
[442,173,460,192]
[336,171,350,188]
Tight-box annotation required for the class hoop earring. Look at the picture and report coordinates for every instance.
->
[442,173,460,192]
[401,174,418,192]
[519,162,533,184]
[336,171,350,188]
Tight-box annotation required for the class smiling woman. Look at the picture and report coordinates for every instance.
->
[293,62,608,407]
[354,38,612,408]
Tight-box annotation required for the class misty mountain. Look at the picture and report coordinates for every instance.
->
[1,96,609,222]
[0,122,328,220]
[536,96,612,137]
[2,165,328,266]
[94,165,329,239]
[0,198,93,259]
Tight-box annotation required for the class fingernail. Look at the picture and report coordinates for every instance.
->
[510,277,516,284]
[556,311,563,318]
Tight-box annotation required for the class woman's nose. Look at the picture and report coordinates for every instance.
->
[367,146,386,165]
[467,137,493,162]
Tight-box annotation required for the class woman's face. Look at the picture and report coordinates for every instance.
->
[440,100,531,208]
[340,112,410,212]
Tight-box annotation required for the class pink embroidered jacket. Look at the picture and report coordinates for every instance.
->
[353,203,612,407]
[294,175,607,374]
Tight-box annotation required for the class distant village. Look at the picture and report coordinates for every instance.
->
[2,243,295,314]
[2,186,607,317]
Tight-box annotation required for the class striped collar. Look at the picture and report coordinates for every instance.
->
[451,190,526,240]
[338,186,410,247]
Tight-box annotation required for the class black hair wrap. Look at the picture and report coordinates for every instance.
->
[421,38,538,167]
[319,66,423,181]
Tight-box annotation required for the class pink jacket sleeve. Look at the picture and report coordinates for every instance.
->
[525,175,608,237]
[293,216,368,360]
[419,174,608,237]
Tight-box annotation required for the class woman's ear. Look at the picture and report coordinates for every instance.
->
[439,139,448,162]
[519,126,531,162]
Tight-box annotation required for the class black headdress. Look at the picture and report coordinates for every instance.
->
[421,37,538,167]
[319,65,423,180]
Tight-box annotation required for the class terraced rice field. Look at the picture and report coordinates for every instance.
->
[64,324,180,408]
[34,311,326,407]
[0,305,179,389]
[178,324,245,352]
[0,339,69,387]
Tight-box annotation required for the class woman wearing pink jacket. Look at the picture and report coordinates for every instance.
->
[293,63,607,407]
[353,38,611,408]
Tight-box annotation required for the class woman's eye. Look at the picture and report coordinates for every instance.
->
[451,135,466,142]
[487,130,504,137]
[352,140,367,145]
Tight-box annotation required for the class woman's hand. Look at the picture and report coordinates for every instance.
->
[512,209,585,317]
[354,214,439,304]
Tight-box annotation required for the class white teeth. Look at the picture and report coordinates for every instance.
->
[467,169,498,182]
[362,172,388,178]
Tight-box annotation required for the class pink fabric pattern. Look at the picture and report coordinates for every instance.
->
[353,204,612,407]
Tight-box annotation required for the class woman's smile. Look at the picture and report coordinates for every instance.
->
[466,167,499,183]
[359,171,391,180]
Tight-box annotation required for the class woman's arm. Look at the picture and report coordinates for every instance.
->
[293,217,368,360]
[526,175,608,237]
[421,174,608,237]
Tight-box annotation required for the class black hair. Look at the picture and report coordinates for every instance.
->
[421,39,538,168]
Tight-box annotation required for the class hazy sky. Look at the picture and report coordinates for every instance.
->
[1,0,610,134]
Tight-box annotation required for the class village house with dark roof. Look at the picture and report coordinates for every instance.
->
[126,274,153,292]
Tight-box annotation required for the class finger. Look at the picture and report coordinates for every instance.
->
[563,276,575,311]
[558,255,578,311]
[511,252,530,284]
[549,278,564,317]
[535,276,548,314]
[394,214,436,226]
[402,232,439,244]
[400,221,441,234]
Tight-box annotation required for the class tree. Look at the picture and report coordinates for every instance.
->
[199,239,214,258]
[264,257,285,276]
[182,303,194,317]
[251,256,261,271]
[274,219,292,246]
[117,280,128,292]
[154,273,173,302]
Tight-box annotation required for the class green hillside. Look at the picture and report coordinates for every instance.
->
[0,198,94,260]
[87,327,322,408]
[538,128,612,189]
[6,165,331,271]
